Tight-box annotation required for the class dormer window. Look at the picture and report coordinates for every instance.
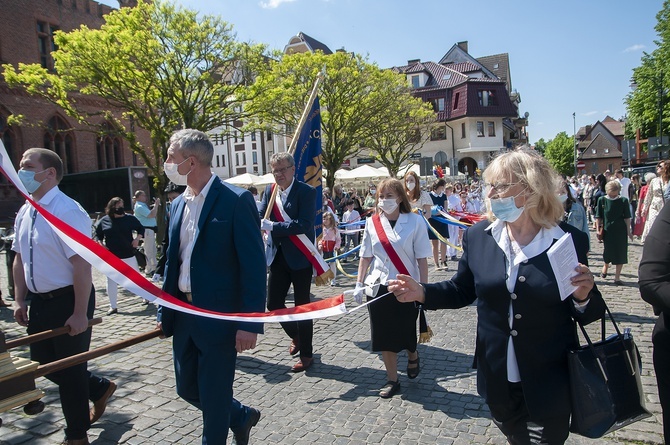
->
[411,75,420,88]
[478,90,497,107]
[604,148,609,153]
[592,149,596,154]
[493,63,499,69]
[442,73,451,80]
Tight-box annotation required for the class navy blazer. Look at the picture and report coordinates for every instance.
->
[423,221,605,421]
[259,180,316,271]
[157,176,267,337]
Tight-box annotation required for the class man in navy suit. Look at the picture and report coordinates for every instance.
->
[259,152,316,372]
[157,129,266,445]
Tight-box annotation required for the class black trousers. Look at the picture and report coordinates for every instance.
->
[653,312,670,443]
[267,249,314,358]
[27,287,110,440]
[488,382,570,445]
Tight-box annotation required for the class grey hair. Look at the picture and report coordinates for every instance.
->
[645,172,657,183]
[270,152,295,167]
[169,129,213,166]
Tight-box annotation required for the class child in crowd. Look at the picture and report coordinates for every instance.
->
[341,198,361,261]
[319,212,341,286]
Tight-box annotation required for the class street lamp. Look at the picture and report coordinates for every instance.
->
[573,112,577,176]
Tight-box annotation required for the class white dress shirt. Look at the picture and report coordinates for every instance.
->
[178,174,216,293]
[360,212,432,283]
[12,186,91,293]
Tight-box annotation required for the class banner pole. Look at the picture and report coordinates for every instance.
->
[263,71,325,220]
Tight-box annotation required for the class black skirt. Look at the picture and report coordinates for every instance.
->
[367,284,419,353]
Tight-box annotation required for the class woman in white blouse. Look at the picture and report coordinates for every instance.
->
[354,178,432,399]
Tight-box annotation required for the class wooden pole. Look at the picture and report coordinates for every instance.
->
[34,329,161,378]
[5,318,102,350]
[263,71,325,220]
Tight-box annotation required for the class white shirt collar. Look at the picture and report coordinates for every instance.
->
[183,173,216,201]
[35,186,60,206]
[488,219,565,265]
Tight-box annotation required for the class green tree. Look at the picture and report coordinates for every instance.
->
[247,50,429,190]
[544,132,575,175]
[625,1,670,141]
[3,0,269,232]
[363,90,435,178]
[534,138,547,156]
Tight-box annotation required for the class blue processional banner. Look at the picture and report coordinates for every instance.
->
[293,96,323,237]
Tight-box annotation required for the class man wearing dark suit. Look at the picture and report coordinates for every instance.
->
[157,129,266,445]
[639,202,670,443]
[259,152,316,372]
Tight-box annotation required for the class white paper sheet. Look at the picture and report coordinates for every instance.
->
[546,232,579,301]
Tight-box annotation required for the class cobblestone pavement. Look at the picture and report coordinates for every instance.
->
[0,228,664,444]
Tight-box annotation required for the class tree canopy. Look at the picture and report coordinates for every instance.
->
[544,132,575,176]
[625,1,670,141]
[3,0,269,194]
[246,50,434,189]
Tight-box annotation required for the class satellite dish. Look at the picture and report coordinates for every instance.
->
[524,111,529,118]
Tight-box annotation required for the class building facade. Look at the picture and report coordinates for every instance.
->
[0,0,151,223]
[576,116,625,174]
[392,41,526,178]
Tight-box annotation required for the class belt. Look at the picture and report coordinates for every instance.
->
[143,226,158,231]
[32,285,74,300]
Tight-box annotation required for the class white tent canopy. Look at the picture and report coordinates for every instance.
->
[224,173,263,186]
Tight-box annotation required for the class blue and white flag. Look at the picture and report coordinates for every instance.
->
[293,96,323,236]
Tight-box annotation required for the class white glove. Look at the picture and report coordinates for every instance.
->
[353,282,366,304]
[261,219,274,232]
[151,274,162,282]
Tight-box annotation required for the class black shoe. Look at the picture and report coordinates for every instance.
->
[407,355,420,379]
[232,407,261,445]
[379,380,400,399]
[450,255,458,261]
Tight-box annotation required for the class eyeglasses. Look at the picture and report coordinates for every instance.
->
[483,182,520,194]
[271,165,293,176]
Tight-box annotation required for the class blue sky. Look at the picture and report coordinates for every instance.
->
[98,0,662,144]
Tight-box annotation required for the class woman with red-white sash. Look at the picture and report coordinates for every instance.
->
[354,178,431,398]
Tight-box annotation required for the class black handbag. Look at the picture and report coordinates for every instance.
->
[568,305,651,438]
[134,247,147,270]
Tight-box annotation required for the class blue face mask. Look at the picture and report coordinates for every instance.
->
[18,169,47,194]
[489,190,525,223]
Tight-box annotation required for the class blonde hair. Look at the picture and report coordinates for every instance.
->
[605,179,621,194]
[483,149,563,228]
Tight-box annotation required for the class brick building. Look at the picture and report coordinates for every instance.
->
[0,0,150,224]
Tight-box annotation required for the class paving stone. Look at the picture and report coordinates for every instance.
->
[0,231,665,443]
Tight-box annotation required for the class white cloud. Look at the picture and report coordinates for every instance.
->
[623,44,645,53]
[259,0,297,8]
[583,111,598,116]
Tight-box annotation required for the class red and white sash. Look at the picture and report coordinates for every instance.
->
[271,184,330,277]
[369,213,415,278]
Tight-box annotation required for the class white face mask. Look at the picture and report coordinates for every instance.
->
[163,158,192,186]
[406,181,416,191]
[378,198,399,214]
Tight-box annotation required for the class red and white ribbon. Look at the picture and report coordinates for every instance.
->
[0,142,347,323]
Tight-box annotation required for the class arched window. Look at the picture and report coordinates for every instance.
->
[0,114,17,183]
[44,115,75,174]
[96,121,124,169]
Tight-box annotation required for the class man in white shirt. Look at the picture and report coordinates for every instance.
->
[615,169,632,200]
[12,148,116,445]
[157,129,266,445]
